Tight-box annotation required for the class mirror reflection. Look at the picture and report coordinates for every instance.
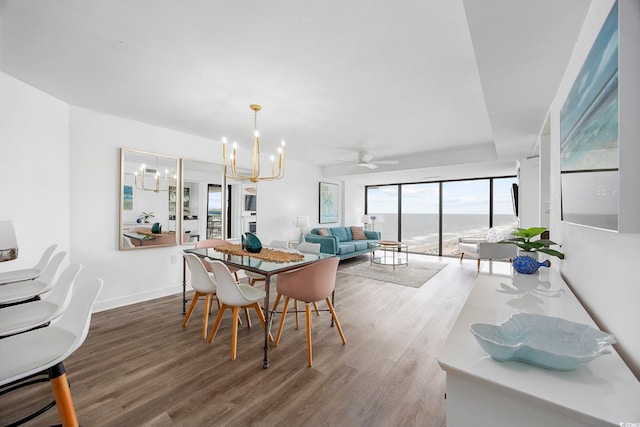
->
[120,148,180,249]
[180,160,258,243]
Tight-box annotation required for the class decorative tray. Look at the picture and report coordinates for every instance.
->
[469,313,616,370]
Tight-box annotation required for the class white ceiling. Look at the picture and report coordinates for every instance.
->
[0,0,590,184]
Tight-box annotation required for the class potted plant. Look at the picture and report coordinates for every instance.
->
[138,212,155,223]
[500,227,564,274]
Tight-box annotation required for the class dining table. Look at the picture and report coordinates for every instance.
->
[182,246,336,368]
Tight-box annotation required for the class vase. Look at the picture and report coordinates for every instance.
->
[512,255,551,274]
[243,232,262,253]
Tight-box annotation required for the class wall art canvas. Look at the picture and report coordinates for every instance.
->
[123,185,133,210]
[319,182,339,224]
[560,1,618,230]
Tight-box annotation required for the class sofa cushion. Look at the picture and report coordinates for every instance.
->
[330,227,349,242]
[486,227,515,243]
[351,226,366,240]
[337,243,356,255]
[352,240,370,251]
[317,228,329,236]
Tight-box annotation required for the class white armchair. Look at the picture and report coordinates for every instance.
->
[458,227,517,270]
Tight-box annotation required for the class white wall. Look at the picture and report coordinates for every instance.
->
[549,0,640,375]
[68,106,324,311]
[517,157,540,228]
[254,160,325,245]
[0,71,70,275]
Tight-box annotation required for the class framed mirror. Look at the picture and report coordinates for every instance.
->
[180,159,226,244]
[120,148,180,250]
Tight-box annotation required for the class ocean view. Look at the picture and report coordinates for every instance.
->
[369,213,517,255]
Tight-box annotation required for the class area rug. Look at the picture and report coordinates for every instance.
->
[338,259,446,288]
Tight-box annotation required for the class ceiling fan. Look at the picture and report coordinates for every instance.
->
[347,152,399,169]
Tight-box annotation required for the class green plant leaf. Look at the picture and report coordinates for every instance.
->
[538,248,565,259]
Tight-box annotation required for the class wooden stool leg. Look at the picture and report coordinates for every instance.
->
[231,306,239,360]
[48,363,79,427]
[305,303,313,367]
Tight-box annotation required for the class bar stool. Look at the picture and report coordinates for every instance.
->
[0,278,103,426]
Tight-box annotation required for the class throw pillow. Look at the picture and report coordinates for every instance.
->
[317,228,329,236]
[351,226,366,240]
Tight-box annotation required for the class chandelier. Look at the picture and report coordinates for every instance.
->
[134,157,176,192]
[222,104,286,182]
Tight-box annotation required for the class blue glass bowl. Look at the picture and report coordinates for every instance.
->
[469,313,616,370]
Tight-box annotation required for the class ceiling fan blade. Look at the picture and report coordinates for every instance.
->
[361,153,374,163]
[372,160,399,165]
[361,163,379,169]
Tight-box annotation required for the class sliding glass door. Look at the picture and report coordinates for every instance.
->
[400,183,440,254]
[365,175,517,256]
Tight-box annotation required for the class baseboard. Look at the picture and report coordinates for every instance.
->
[93,286,181,313]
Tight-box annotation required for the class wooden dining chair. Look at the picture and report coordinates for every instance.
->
[206,259,272,360]
[274,256,346,367]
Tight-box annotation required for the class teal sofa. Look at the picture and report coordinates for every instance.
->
[305,226,381,259]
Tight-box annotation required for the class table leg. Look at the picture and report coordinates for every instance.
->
[182,256,187,315]
[263,274,271,368]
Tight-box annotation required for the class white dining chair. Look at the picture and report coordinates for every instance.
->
[0,244,57,285]
[183,253,218,339]
[0,277,103,427]
[0,263,82,337]
[0,251,67,306]
[206,259,272,360]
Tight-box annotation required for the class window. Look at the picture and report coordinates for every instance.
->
[365,175,516,256]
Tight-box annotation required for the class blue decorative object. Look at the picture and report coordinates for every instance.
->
[512,255,550,274]
[469,313,616,370]
[136,218,142,223]
[243,232,262,253]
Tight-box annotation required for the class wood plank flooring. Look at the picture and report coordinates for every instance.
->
[0,255,483,427]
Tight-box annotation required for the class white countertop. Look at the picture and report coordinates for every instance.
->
[437,263,640,425]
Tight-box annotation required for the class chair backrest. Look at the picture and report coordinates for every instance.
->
[195,239,228,249]
[0,277,103,386]
[34,244,58,272]
[49,278,103,364]
[184,253,217,294]
[276,257,339,303]
[270,240,288,248]
[42,263,82,309]
[297,242,321,254]
[122,236,135,248]
[207,259,255,306]
[35,251,68,292]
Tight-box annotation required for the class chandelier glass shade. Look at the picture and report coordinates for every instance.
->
[222,104,285,183]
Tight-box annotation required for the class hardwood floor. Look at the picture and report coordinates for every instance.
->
[1,255,482,427]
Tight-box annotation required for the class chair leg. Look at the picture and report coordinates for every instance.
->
[294,300,299,329]
[325,298,346,344]
[477,259,481,271]
[244,307,252,328]
[231,306,240,360]
[48,363,79,427]
[182,291,201,328]
[312,301,320,316]
[275,297,290,346]
[272,293,282,311]
[305,303,313,367]
[207,304,227,343]
[459,253,464,263]
[202,294,212,339]
[252,302,273,341]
